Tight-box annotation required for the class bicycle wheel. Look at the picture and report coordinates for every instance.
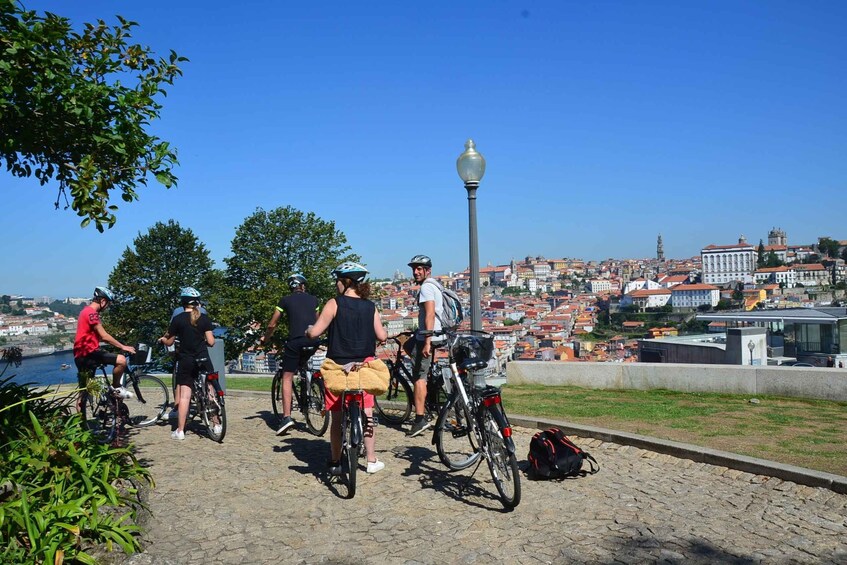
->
[304,376,329,436]
[373,361,412,426]
[434,396,481,471]
[271,371,283,424]
[202,382,227,443]
[125,374,169,427]
[82,392,117,444]
[481,407,521,510]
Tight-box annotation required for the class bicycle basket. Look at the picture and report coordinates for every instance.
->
[451,333,494,367]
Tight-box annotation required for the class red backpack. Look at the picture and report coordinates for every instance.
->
[527,427,599,480]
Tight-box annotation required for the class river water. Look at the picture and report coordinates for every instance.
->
[4,350,79,387]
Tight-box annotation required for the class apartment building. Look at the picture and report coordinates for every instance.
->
[670,284,720,309]
[701,236,756,285]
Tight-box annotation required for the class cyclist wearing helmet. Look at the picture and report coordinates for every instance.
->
[159,293,216,440]
[306,262,388,475]
[404,254,444,437]
[73,286,137,410]
[170,286,207,320]
[260,273,320,435]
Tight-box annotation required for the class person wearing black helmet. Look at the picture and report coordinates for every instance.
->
[260,274,320,435]
[306,262,388,474]
[404,254,443,437]
[73,286,137,411]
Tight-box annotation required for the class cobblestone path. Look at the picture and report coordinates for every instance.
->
[126,393,847,564]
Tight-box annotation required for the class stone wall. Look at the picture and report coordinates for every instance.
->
[506,361,847,401]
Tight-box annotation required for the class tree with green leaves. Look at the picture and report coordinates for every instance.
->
[105,220,219,346]
[765,250,784,268]
[218,206,358,359]
[757,239,766,268]
[818,237,841,259]
[0,1,187,231]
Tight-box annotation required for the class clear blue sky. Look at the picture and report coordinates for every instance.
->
[3,1,845,298]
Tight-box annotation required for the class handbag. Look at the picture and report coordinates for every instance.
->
[320,357,390,395]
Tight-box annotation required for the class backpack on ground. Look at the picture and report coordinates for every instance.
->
[423,278,464,330]
[527,427,599,480]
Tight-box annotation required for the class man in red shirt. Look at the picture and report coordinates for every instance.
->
[73,286,136,410]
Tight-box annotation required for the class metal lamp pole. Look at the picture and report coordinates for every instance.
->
[747,340,755,365]
[457,139,486,332]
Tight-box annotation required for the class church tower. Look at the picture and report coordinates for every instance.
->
[657,234,665,262]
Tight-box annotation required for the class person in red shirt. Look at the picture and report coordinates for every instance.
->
[73,286,136,410]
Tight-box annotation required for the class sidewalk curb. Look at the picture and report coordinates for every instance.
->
[508,414,847,495]
[225,389,847,494]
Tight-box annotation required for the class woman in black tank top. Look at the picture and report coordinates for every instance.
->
[306,262,388,475]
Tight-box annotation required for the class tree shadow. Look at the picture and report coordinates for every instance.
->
[607,535,759,564]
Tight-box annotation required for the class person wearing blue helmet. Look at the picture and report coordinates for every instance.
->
[171,287,207,320]
[73,286,137,410]
[260,274,319,435]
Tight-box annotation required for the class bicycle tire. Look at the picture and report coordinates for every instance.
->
[344,400,361,499]
[82,392,117,444]
[482,407,521,510]
[202,381,227,443]
[304,376,329,436]
[271,371,284,425]
[373,360,413,426]
[434,395,481,471]
[125,374,170,427]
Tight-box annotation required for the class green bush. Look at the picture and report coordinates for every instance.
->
[0,349,151,564]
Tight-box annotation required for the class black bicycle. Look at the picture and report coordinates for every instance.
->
[373,332,448,427]
[432,330,521,510]
[186,356,227,442]
[80,356,170,443]
[335,387,371,499]
[270,342,329,436]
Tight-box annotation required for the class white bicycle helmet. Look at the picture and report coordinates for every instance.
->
[331,262,369,283]
[287,274,307,289]
[93,286,115,302]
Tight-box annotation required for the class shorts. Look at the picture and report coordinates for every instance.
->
[324,389,375,413]
[74,348,119,386]
[281,336,321,373]
[403,338,445,382]
[175,355,213,387]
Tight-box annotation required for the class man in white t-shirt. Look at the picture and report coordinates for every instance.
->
[403,254,444,437]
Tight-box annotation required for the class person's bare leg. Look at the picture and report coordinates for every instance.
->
[282,371,294,416]
[364,407,376,462]
[176,384,192,433]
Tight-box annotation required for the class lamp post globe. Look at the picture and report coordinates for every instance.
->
[747,340,755,365]
[457,139,485,332]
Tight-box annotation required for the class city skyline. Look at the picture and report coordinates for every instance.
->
[3,1,845,297]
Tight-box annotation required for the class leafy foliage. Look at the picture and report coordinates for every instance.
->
[219,206,358,358]
[0,1,187,231]
[817,237,841,259]
[106,220,219,346]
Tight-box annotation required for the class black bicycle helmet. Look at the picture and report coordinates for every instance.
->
[287,274,307,289]
[331,262,369,283]
[407,254,432,268]
[93,286,115,302]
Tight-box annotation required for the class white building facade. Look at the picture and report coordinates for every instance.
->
[701,237,756,285]
[670,284,720,309]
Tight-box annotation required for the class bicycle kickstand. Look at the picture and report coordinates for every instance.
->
[457,456,485,497]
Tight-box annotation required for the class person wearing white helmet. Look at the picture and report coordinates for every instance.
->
[404,254,444,437]
[73,286,137,411]
[306,262,388,474]
[260,274,320,435]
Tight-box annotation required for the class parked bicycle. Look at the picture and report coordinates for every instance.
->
[373,331,449,427]
[270,341,329,436]
[431,330,521,510]
[80,352,170,443]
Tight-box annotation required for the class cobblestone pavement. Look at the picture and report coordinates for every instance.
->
[126,393,847,565]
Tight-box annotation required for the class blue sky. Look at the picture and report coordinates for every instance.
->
[3,1,846,298]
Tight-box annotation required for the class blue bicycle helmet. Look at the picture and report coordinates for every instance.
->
[331,262,369,283]
[180,286,201,299]
[93,286,115,302]
[287,274,307,289]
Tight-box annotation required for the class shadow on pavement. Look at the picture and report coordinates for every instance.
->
[244,409,277,431]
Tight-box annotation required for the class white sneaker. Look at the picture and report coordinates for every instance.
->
[111,386,134,399]
[171,429,185,440]
[212,424,223,435]
[366,460,385,474]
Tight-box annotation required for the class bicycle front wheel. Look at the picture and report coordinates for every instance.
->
[373,361,412,426]
[82,392,117,444]
[125,374,169,427]
[202,382,227,443]
[434,396,481,471]
[482,407,521,510]
[304,376,329,436]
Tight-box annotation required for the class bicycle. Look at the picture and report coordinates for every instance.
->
[333,387,374,499]
[432,330,521,510]
[270,341,329,436]
[373,331,449,428]
[79,354,171,443]
[183,355,227,442]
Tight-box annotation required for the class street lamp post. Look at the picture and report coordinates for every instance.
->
[456,139,486,332]
[747,340,755,366]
